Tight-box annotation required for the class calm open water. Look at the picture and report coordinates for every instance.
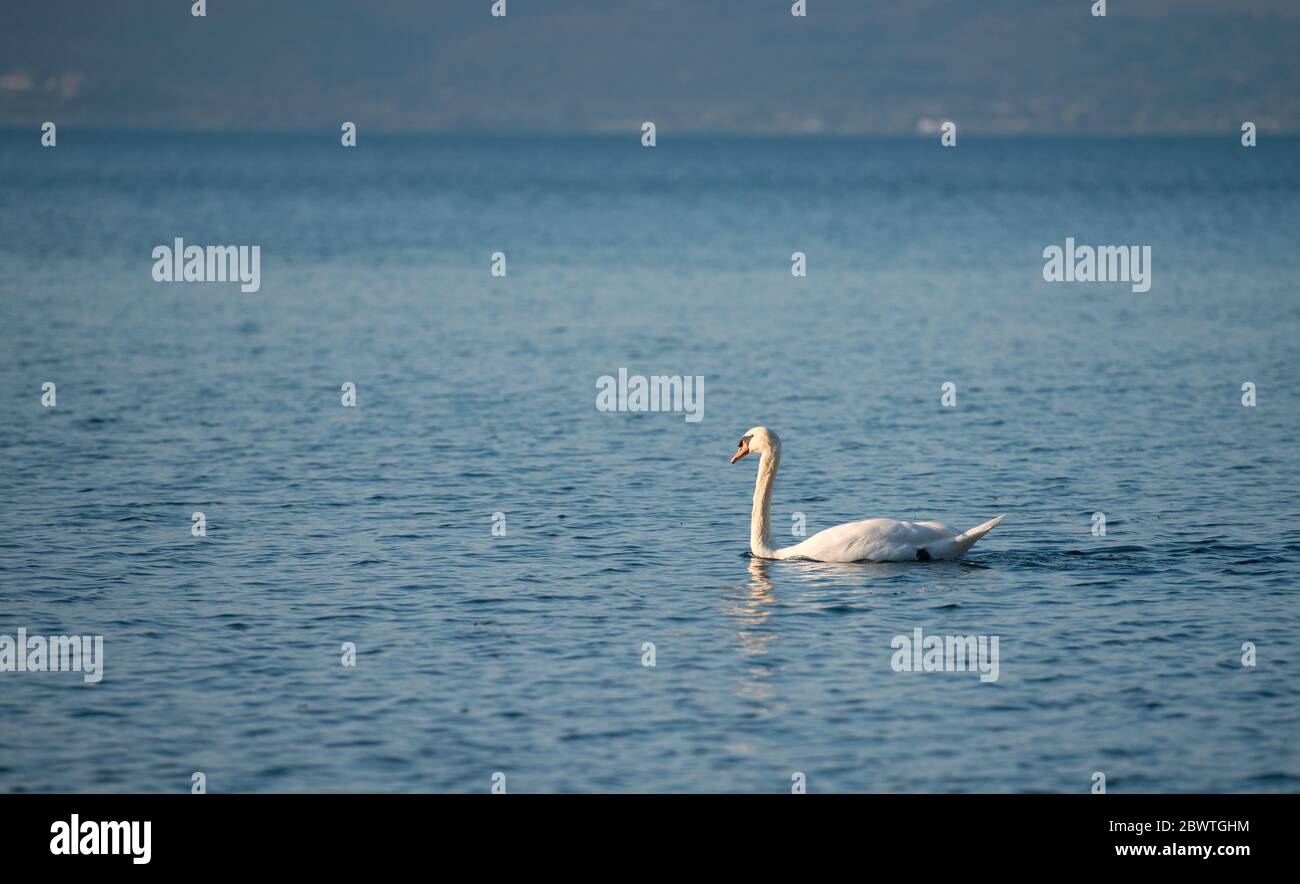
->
[1,131,1297,792]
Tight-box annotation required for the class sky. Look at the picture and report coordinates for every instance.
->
[1,0,1298,135]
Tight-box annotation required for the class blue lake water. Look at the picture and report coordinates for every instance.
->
[1,131,1297,792]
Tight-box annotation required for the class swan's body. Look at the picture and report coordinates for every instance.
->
[732,427,1004,563]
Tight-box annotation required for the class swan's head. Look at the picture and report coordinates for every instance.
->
[730,427,780,464]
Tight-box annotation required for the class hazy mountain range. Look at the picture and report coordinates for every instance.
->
[2,0,1297,135]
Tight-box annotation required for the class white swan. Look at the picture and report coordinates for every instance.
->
[731,427,1004,563]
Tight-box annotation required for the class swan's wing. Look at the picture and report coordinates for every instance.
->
[780,518,957,563]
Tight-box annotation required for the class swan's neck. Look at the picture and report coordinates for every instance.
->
[750,447,780,558]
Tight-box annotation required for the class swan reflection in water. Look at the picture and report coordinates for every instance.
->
[729,558,777,646]
[721,559,782,707]
[729,557,885,647]
[725,556,979,706]
[724,558,883,705]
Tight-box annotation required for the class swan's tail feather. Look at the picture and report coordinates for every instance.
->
[952,514,1005,555]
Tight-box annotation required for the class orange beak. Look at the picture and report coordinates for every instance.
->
[730,440,750,464]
